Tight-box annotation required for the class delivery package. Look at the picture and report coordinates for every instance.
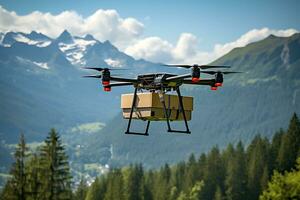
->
[121,92,193,121]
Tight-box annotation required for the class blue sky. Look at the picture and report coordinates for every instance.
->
[0,0,299,63]
[1,0,299,48]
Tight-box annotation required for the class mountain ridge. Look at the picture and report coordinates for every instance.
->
[0,30,299,177]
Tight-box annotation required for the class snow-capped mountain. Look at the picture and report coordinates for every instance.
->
[0,30,299,178]
[1,31,52,47]
[0,30,161,143]
[0,30,146,71]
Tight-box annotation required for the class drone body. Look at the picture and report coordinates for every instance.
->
[83,64,240,135]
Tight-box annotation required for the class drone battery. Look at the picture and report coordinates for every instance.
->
[121,92,193,121]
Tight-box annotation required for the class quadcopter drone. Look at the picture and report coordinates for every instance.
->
[83,64,240,136]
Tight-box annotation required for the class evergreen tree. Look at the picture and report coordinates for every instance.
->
[197,153,206,181]
[269,129,284,171]
[201,146,225,200]
[39,129,72,200]
[154,164,171,200]
[26,153,42,200]
[246,135,270,200]
[176,191,188,200]
[172,161,186,192]
[189,181,204,200]
[1,134,29,200]
[277,113,300,172]
[185,154,198,189]
[74,177,88,200]
[213,185,223,200]
[124,164,145,200]
[85,177,107,200]
[104,168,125,200]
[144,170,154,200]
[169,186,179,200]
[225,141,247,200]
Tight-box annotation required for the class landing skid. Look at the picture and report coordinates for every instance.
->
[124,87,191,136]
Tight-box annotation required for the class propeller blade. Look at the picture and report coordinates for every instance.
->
[82,67,104,71]
[163,64,231,69]
[199,65,231,69]
[82,67,129,71]
[162,64,191,68]
[109,68,129,70]
[201,71,217,75]
[202,71,242,75]
[82,74,102,78]
[222,71,242,74]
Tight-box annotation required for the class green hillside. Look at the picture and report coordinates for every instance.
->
[80,33,300,168]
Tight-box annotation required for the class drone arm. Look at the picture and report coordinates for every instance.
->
[107,82,134,87]
[165,74,191,81]
[182,79,215,86]
[110,76,138,83]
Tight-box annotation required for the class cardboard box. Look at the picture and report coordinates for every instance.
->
[121,92,193,121]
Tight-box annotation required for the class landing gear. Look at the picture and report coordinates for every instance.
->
[124,87,191,136]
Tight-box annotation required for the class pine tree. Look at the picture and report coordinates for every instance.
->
[144,170,154,200]
[201,146,225,200]
[225,141,247,200]
[270,129,284,170]
[185,154,198,189]
[213,185,223,200]
[85,177,107,200]
[197,153,206,181]
[74,177,88,200]
[189,181,204,200]
[247,135,270,200]
[277,113,300,172]
[154,164,171,200]
[39,129,72,200]
[1,134,29,200]
[124,164,145,200]
[169,186,179,200]
[172,161,186,192]
[104,168,125,200]
[26,153,42,200]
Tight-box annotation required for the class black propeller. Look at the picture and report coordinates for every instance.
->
[82,67,128,71]
[82,74,102,78]
[201,71,242,75]
[163,64,231,69]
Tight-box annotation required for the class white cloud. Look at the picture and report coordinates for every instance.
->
[0,6,144,49]
[126,28,298,64]
[125,37,173,63]
[0,6,298,64]
[212,28,298,59]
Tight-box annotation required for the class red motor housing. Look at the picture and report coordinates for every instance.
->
[104,86,111,92]
[102,81,110,86]
[211,86,218,90]
[215,82,223,87]
[192,77,200,83]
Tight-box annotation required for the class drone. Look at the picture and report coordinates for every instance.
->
[83,64,240,136]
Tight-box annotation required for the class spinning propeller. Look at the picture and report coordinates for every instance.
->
[82,67,128,71]
[201,71,242,75]
[163,64,231,69]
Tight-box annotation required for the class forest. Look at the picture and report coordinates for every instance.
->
[1,113,300,200]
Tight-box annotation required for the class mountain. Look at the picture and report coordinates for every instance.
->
[80,33,300,168]
[0,30,299,183]
[0,30,159,144]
